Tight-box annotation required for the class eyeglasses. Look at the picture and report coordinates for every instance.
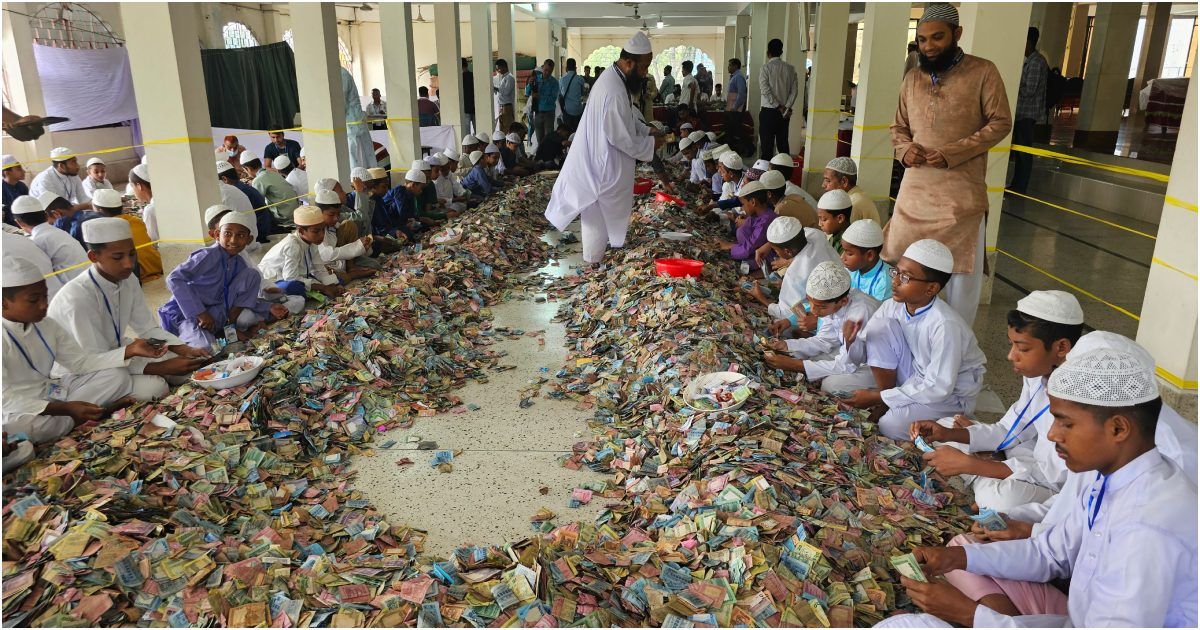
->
[889,267,934,285]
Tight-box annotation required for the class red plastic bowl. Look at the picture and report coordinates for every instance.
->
[655,192,686,206]
[655,258,704,278]
[633,178,654,195]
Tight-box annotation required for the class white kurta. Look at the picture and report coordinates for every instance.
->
[965,375,1066,491]
[785,180,818,208]
[81,177,114,199]
[142,201,159,241]
[689,157,708,184]
[286,169,309,200]
[29,167,89,204]
[965,449,1197,628]
[29,223,88,283]
[258,233,338,288]
[342,68,378,170]
[788,289,880,381]
[3,232,63,299]
[545,63,654,249]
[767,228,840,320]
[318,228,366,272]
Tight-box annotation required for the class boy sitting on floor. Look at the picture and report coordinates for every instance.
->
[744,216,839,332]
[717,181,776,272]
[314,189,375,283]
[258,207,346,300]
[839,219,892,302]
[816,189,852,254]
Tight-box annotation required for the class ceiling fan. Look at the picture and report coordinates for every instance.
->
[412,4,429,22]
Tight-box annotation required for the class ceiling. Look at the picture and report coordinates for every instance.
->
[515,2,751,28]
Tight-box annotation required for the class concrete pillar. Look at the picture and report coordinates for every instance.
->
[848,3,909,224]
[747,2,788,140]
[1137,77,1198,419]
[291,2,351,187]
[122,2,220,244]
[380,2,421,168]
[535,18,554,68]
[843,23,858,106]
[802,2,850,196]
[434,3,466,137]
[733,14,750,63]
[496,3,516,81]
[1131,2,1173,114]
[724,23,738,69]
[1062,3,1090,77]
[2,2,53,164]
[1030,2,1075,70]
[785,4,810,154]
[957,2,1032,305]
[1073,3,1140,153]
[470,3,495,133]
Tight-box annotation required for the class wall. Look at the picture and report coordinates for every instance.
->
[571,31,728,85]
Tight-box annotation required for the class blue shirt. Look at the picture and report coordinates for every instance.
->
[232,180,267,211]
[527,73,560,113]
[851,258,893,303]
[263,139,303,166]
[462,164,494,197]
[727,69,748,111]
[559,71,584,116]
[710,172,723,197]
[378,187,419,241]
[2,180,29,226]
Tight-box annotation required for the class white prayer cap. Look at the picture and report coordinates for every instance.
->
[475,132,490,144]
[700,149,715,161]
[919,3,960,26]
[130,163,150,183]
[405,168,427,184]
[842,219,884,249]
[36,191,62,210]
[806,260,852,301]
[505,133,521,144]
[567,133,576,142]
[314,189,341,205]
[817,189,852,211]
[1048,349,1159,407]
[239,150,260,164]
[769,153,794,168]
[825,156,858,176]
[218,211,256,232]
[140,155,149,165]
[367,167,388,181]
[752,159,771,172]
[293,206,325,227]
[2,257,45,287]
[425,154,446,167]
[204,204,231,226]
[469,150,484,165]
[903,239,954,274]
[706,131,716,142]
[758,170,786,191]
[315,177,338,192]
[1017,290,1085,326]
[624,31,653,55]
[710,144,730,156]
[767,216,803,244]
[412,159,430,171]
[82,216,132,243]
[10,196,42,215]
[688,131,705,143]
[299,146,306,158]
[2,154,18,168]
[680,122,694,131]
[443,148,461,161]
[92,188,123,209]
[719,152,743,170]
[272,155,291,170]
[461,134,478,146]
[1070,332,1157,377]
[86,157,106,167]
[679,137,695,150]
[484,143,500,155]
[50,147,74,161]
[492,130,506,142]
[216,160,234,173]
[736,181,765,198]
[351,166,370,181]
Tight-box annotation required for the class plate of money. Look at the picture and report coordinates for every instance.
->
[191,356,265,389]
[660,231,693,241]
[683,371,756,412]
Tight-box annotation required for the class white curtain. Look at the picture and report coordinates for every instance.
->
[33,44,139,132]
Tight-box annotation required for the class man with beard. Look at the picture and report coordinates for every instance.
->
[545,32,669,267]
[885,3,1012,327]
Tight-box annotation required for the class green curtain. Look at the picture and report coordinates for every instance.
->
[201,42,299,130]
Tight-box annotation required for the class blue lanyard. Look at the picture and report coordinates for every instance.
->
[87,269,122,345]
[6,325,55,378]
[1086,473,1108,530]
[303,245,314,279]
[996,384,1051,451]
[857,261,884,296]
[220,252,233,311]
[904,301,935,321]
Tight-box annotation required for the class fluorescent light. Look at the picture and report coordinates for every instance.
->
[656,21,664,29]
[537,2,548,11]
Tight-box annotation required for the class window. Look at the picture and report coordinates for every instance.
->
[582,45,621,73]
[283,29,294,49]
[31,2,121,49]
[650,45,716,86]
[1129,18,1147,79]
[1161,17,1197,78]
[222,21,258,49]
[281,29,352,71]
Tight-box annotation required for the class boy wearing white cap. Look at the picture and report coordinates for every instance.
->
[893,348,1197,628]
[840,219,892,302]
[2,256,158,450]
[816,189,853,253]
[434,151,471,213]
[126,163,159,241]
[48,218,210,401]
[822,156,880,224]
[258,207,346,300]
[759,170,817,229]
[747,216,839,329]
[158,213,292,349]
[217,160,272,242]
[769,153,819,208]
[718,181,777,271]
[28,147,91,213]
[911,290,1083,513]
[461,151,494,198]
[845,239,986,439]
[377,169,427,242]
[80,157,113,200]
[89,188,163,281]
[11,195,88,284]
[274,155,307,199]
[764,260,880,394]
[688,145,711,186]
[314,189,375,282]
[2,230,60,299]
[3,154,29,226]
[242,150,299,230]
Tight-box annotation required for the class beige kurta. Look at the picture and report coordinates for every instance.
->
[848,186,881,224]
[884,54,1012,274]
[773,195,818,228]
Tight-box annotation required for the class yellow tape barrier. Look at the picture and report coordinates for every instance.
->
[995,248,1141,321]
[1010,144,1171,183]
[1165,195,1198,213]
[1002,189,1158,241]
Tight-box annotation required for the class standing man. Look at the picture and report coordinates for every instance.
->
[462,58,476,135]
[366,88,387,130]
[545,32,668,267]
[1011,27,1049,194]
[696,63,714,99]
[493,59,517,132]
[658,65,676,104]
[559,58,585,131]
[341,67,378,170]
[725,58,748,151]
[529,59,560,147]
[885,3,1012,326]
[758,38,799,159]
[679,60,699,111]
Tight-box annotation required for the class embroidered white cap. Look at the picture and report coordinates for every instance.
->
[50,147,74,161]
[239,150,259,164]
[461,134,478,146]
[10,196,42,216]
[86,157,105,168]
[1069,332,1156,376]
[825,156,858,176]
[1048,349,1159,406]
[842,219,884,248]
[1017,290,1085,326]
[82,216,133,243]
[903,239,955,274]
[351,166,370,181]
[216,160,234,173]
[405,168,427,184]
[719,152,743,170]
[752,159,771,172]
[679,137,695,150]
[314,189,341,205]
[767,216,803,244]
[807,260,852,301]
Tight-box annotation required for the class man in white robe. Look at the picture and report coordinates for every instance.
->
[544,32,667,265]
[342,67,378,170]
[28,148,91,213]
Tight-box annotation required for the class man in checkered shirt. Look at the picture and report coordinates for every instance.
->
[1011,27,1049,194]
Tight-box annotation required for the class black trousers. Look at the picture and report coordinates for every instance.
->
[1010,118,1035,193]
[759,106,790,158]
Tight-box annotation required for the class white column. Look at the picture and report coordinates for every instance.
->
[434,3,466,137]
[535,18,554,67]
[1030,1,1074,70]
[291,2,351,188]
[1062,3,1089,77]
[784,4,810,154]
[1137,77,1197,415]
[1131,2,1173,114]
[724,22,737,68]
[122,2,220,244]
[802,2,850,196]
[380,2,421,168]
[849,3,909,224]
[470,3,495,133]
[496,3,516,78]
[958,2,1032,305]
[1074,3,1141,153]
[1,3,53,164]
[747,2,788,140]
[733,14,750,62]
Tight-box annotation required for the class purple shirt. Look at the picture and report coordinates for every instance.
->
[157,244,263,334]
[731,209,777,268]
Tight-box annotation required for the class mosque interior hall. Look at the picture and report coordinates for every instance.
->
[0,1,1197,628]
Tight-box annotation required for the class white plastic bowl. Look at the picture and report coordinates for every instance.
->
[660,231,693,241]
[191,356,266,390]
[683,371,753,412]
